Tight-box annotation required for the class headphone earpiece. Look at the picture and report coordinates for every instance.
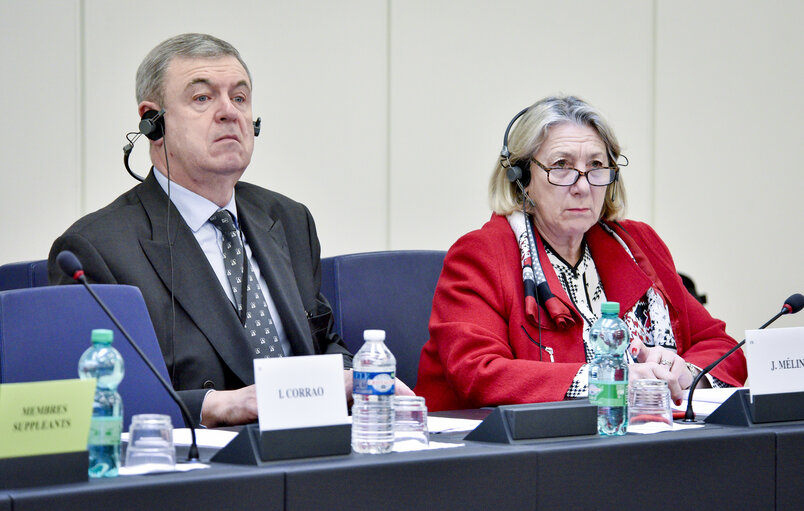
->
[506,161,531,188]
[139,109,165,141]
[253,117,261,137]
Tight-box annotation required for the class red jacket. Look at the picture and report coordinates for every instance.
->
[415,214,747,412]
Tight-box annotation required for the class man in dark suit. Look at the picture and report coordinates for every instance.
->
[49,33,410,427]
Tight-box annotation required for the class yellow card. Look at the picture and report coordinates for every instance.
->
[0,379,96,459]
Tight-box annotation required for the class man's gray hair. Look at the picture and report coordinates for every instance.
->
[135,33,252,105]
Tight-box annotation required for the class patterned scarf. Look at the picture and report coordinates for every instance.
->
[507,211,574,330]
[507,211,676,355]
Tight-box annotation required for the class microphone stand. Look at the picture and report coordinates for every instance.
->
[73,274,200,461]
[683,307,790,422]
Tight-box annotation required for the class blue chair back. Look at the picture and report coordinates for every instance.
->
[0,260,49,291]
[320,250,446,387]
[0,285,184,430]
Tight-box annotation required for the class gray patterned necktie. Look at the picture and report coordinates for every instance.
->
[208,210,284,358]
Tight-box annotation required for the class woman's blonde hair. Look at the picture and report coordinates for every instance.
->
[489,95,627,219]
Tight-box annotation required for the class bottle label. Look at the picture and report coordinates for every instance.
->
[588,381,627,407]
[352,371,395,395]
[88,416,123,446]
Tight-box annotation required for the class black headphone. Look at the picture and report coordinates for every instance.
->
[499,106,624,203]
[139,109,166,141]
[500,108,532,188]
[137,109,262,141]
[500,107,535,208]
[124,110,263,182]
[122,110,167,181]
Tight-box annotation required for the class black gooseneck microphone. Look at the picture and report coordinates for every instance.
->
[683,292,804,422]
[56,250,200,462]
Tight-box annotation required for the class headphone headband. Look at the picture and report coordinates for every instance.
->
[500,107,530,163]
[500,107,532,187]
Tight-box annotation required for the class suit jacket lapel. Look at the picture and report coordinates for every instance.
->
[236,194,314,356]
[136,172,257,385]
[587,223,654,314]
[529,222,653,325]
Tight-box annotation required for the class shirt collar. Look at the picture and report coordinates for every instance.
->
[153,168,238,232]
[542,237,589,274]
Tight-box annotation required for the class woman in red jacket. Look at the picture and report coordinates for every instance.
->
[415,96,746,412]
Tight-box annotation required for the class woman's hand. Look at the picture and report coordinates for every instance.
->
[629,339,693,403]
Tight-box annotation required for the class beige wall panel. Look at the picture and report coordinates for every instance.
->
[82,0,388,258]
[388,0,655,251]
[654,0,804,340]
[0,1,80,262]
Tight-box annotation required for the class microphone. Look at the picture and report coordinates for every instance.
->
[516,184,536,208]
[57,250,200,462]
[683,293,804,422]
[122,142,146,183]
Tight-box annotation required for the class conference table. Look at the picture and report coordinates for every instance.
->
[2,417,802,510]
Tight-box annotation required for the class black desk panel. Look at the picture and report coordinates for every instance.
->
[5,422,798,511]
[7,463,284,511]
[523,426,776,510]
[281,425,777,511]
[773,423,804,511]
[283,444,538,511]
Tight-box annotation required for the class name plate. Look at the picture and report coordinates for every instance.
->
[746,326,804,398]
[254,354,348,431]
[0,379,96,459]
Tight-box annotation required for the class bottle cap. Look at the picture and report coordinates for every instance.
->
[601,302,620,315]
[91,329,114,345]
[363,329,386,342]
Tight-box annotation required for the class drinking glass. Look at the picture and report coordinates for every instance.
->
[393,396,429,449]
[627,379,673,433]
[124,414,176,470]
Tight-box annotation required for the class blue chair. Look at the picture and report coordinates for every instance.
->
[0,259,49,291]
[0,284,184,430]
[320,250,446,388]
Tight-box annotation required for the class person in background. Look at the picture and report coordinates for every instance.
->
[415,95,746,412]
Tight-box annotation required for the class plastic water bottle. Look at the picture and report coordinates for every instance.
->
[78,328,125,477]
[588,302,629,436]
[351,329,395,454]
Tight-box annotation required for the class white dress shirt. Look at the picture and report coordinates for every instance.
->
[153,169,291,356]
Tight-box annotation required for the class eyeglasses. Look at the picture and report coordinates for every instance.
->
[530,157,624,187]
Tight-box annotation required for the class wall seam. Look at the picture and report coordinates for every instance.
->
[78,0,87,215]
[384,0,392,250]
[649,0,658,225]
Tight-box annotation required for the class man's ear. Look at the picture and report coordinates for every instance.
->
[138,101,160,118]
[136,102,165,143]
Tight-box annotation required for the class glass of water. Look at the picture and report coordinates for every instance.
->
[627,379,673,433]
[392,396,429,449]
[125,414,176,471]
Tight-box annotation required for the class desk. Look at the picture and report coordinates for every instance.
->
[5,462,284,511]
[773,424,804,510]
[283,426,776,510]
[2,422,799,511]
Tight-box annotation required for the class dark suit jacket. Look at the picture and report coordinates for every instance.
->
[49,171,352,425]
